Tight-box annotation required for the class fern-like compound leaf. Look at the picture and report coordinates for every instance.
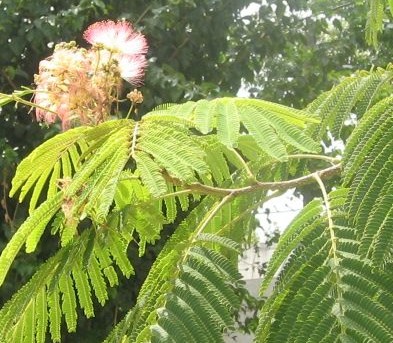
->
[307,66,393,141]
[48,288,61,343]
[0,223,137,342]
[0,192,63,286]
[10,126,89,212]
[256,188,393,342]
[259,198,324,295]
[144,97,320,160]
[343,97,393,266]
[104,191,265,343]
[58,274,77,332]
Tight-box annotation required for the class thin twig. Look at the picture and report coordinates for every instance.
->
[177,194,235,269]
[134,4,153,26]
[194,193,234,238]
[157,189,193,200]
[229,147,255,180]
[215,190,283,236]
[287,154,341,165]
[131,122,139,159]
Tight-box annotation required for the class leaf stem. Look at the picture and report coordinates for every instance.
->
[178,194,234,269]
[130,122,139,159]
[215,190,283,236]
[125,103,135,120]
[194,193,234,238]
[313,172,344,317]
[157,189,193,200]
[229,148,255,180]
[287,154,341,164]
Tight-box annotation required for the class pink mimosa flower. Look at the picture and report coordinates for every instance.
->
[83,20,148,56]
[34,20,148,130]
[83,20,148,85]
[119,55,148,86]
[34,43,121,130]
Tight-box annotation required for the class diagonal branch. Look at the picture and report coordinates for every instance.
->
[184,164,341,197]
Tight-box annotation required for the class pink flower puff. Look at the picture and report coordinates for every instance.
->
[83,20,148,85]
[34,20,148,130]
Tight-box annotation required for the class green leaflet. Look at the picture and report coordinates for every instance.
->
[107,227,134,278]
[256,185,393,342]
[0,223,137,341]
[35,288,48,343]
[215,98,240,147]
[83,126,132,222]
[24,300,36,343]
[87,255,108,306]
[104,191,264,343]
[144,97,320,160]
[259,198,324,296]
[366,0,385,47]
[48,288,61,342]
[194,98,215,134]
[0,192,63,286]
[25,193,64,253]
[163,183,177,223]
[238,98,319,128]
[10,126,89,211]
[28,167,52,214]
[134,152,167,197]
[201,136,231,184]
[58,274,77,332]
[342,96,393,266]
[343,96,393,185]
[240,106,288,160]
[307,66,393,141]
[137,120,209,182]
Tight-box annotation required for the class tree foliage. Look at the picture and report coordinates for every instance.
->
[1,1,393,342]
[0,2,257,338]
[1,60,393,341]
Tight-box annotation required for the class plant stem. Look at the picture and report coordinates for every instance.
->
[229,147,255,180]
[313,172,344,317]
[287,154,341,164]
[130,122,139,159]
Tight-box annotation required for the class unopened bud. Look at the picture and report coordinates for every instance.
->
[127,89,143,104]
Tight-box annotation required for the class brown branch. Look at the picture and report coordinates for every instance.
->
[134,4,153,26]
[185,164,341,197]
[170,37,190,60]
[1,70,17,90]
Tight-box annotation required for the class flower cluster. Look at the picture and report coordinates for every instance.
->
[34,20,148,129]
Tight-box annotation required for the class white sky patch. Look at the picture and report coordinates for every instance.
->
[240,2,262,17]
[256,189,303,242]
[237,83,251,97]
